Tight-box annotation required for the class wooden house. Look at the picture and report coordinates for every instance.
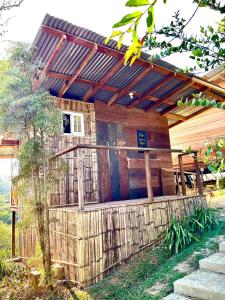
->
[8,14,225,285]
[170,66,225,171]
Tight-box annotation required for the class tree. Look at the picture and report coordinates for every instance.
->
[107,0,224,70]
[0,0,24,35]
[0,42,64,283]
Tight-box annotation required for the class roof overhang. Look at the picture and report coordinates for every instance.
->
[33,14,225,128]
[0,139,19,159]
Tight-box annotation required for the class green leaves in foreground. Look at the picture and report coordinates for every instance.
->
[177,93,225,110]
[163,207,218,254]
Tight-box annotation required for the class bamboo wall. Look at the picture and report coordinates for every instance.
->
[19,195,206,286]
[49,98,99,206]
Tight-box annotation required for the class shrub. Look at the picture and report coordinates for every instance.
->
[163,217,197,254]
[163,206,218,254]
[218,177,225,190]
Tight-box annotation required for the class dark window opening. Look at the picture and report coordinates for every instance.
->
[63,113,71,134]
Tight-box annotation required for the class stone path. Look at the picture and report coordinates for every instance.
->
[163,241,225,300]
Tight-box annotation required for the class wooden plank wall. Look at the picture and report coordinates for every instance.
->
[19,195,207,285]
[95,101,176,200]
[48,98,99,206]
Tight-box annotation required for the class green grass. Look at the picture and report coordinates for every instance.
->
[88,221,225,300]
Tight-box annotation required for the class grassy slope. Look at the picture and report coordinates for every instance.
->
[89,221,225,300]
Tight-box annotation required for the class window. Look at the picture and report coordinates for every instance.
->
[62,112,84,136]
[137,130,148,148]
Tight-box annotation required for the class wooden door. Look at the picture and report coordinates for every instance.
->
[96,121,129,202]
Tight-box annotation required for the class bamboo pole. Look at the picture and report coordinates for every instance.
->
[178,154,186,196]
[11,211,16,257]
[144,151,153,202]
[77,148,85,210]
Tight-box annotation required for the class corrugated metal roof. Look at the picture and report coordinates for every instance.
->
[32,14,225,127]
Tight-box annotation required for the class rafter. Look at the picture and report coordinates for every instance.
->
[205,90,225,102]
[127,73,175,108]
[107,66,153,106]
[145,80,193,111]
[41,25,190,80]
[193,77,225,95]
[82,56,125,102]
[58,45,98,97]
[160,86,208,116]
[33,34,66,91]
[165,113,187,121]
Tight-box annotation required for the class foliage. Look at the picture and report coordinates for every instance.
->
[89,220,225,300]
[0,42,66,283]
[203,138,225,173]
[163,217,197,254]
[108,0,225,70]
[177,93,225,111]
[218,177,225,189]
[163,207,218,254]
[190,207,218,233]
[0,192,11,224]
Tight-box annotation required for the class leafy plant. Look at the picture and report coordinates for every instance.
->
[191,207,218,232]
[163,217,197,254]
[163,207,218,254]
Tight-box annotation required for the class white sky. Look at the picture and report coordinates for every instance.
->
[0,0,222,178]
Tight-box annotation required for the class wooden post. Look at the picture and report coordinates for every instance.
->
[77,148,84,210]
[178,154,186,196]
[175,171,180,195]
[193,154,203,196]
[11,211,16,257]
[144,151,153,202]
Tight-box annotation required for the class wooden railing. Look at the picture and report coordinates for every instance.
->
[52,144,203,210]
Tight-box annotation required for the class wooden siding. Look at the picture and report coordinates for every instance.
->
[19,195,206,285]
[170,108,225,169]
[95,101,176,199]
[49,98,99,206]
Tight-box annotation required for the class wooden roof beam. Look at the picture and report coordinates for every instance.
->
[82,56,125,101]
[41,25,189,79]
[46,71,160,100]
[205,90,225,102]
[107,66,153,106]
[145,79,193,111]
[127,72,175,108]
[165,113,187,121]
[160,86,208,115]
[33,34,66,91]
[193,77,225,95]
[58,45,98,97]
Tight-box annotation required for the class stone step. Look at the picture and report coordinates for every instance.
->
[199,253,225,273]
[174,269,225,300]
[163,293,198,299]
[219,241,225,253]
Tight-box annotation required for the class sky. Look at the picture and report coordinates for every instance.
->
[0,0,222,178]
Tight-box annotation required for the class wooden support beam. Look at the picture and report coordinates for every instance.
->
[144,151,153,202]
[107,66,153,106]
[41,25,189,80]
[33,34,66,91]
[127,73,175,108]
[82,57,125,102]
[11,211,16,257]
[58,45,98,97]
[205,90,225,103]
[47,70,157,99]
[193,77,225,95]
[145,79,193,111]
[193,154,203,196]
[77,148,84,210]
[165,113,187,121]
[178,154,186,196]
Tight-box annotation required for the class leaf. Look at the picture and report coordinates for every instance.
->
[192,48,203,57]
[113,11,143,28]
[117,33,125,50]
[126,0,149,6]
[104,31,122,44]
[146,6,154,33]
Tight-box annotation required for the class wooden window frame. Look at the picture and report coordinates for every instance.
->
[62,111,85,137]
